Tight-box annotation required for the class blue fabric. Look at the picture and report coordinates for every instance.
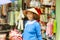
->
[22,20,42,40]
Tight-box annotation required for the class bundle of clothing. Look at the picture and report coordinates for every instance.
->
[9,29,22,40]
[46,18,57,40]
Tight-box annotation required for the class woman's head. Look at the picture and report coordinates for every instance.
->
[26,11,40,20]
[24,8,40,20]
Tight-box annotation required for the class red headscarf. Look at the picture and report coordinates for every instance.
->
[35,8,41,22]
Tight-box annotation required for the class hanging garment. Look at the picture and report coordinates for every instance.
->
[45,7,49,14]
[41,25,46,30]
[18,19,24,30]
[53,19,57,33]
[18,8,24,30]
[40,14,47,22]
[14,11,19,25]
[46,21,53,37]
[8,11,14,25]
[51,10,55,18]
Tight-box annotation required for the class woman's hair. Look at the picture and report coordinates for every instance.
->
[32,12,40,20]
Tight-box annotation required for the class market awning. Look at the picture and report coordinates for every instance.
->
[0,0,15,5]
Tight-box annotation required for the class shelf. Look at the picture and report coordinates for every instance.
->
[0,23,8,24]
[41,5,55,7]
[0,30,11,33]
[0,23,9,26]
[0,23,15,26]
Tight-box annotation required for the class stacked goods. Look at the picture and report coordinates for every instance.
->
[9,29,22,40]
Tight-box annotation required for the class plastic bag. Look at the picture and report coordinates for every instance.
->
[9,29,23,40]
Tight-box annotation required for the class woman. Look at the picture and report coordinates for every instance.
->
[22,8,42,40]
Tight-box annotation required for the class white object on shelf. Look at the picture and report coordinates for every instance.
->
[43,0,49,5]
[43,0,53,5]
[30,0,40,7]
[30,0,35,7]
[18,8,24,30]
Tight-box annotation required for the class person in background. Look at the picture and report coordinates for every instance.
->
[22,8,42,40]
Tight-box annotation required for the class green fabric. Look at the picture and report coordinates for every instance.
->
[14,11,19,23]
[8,11,14,25]
[53,19,57,33]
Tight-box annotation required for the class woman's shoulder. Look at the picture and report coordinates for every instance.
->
[34,21,40,25]
[25,20,40,25]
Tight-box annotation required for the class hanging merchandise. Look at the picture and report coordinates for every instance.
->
[40,14,47,22]
[40,0,43,4]
[35,0,40,7]
[44,14,47,22]
[18,20,24,31]
[41,30,46,39]
[51,10,55,18]
[9,29,22,40]
[45,7,49,14]
[43,0,49,5]
[25,0,31,8]
[18,8,24,30]
[8,11,14,25]
[53,19,57,33]
[40,21,47,39]
[46,18,54,37]
[49,8,51,14]
[19,8,24,19]
[2,5,7,16]
[40,6,45,14]
[48,0,53,5]
[30,0,40,7]
[14,0,18,10]
[14,11,19,26]
[40,15,44,22]
[53,0,56,6]
[0,6,2,17]
[43,0,53,5]
[51,6,55,18]
[30,0,35,7]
